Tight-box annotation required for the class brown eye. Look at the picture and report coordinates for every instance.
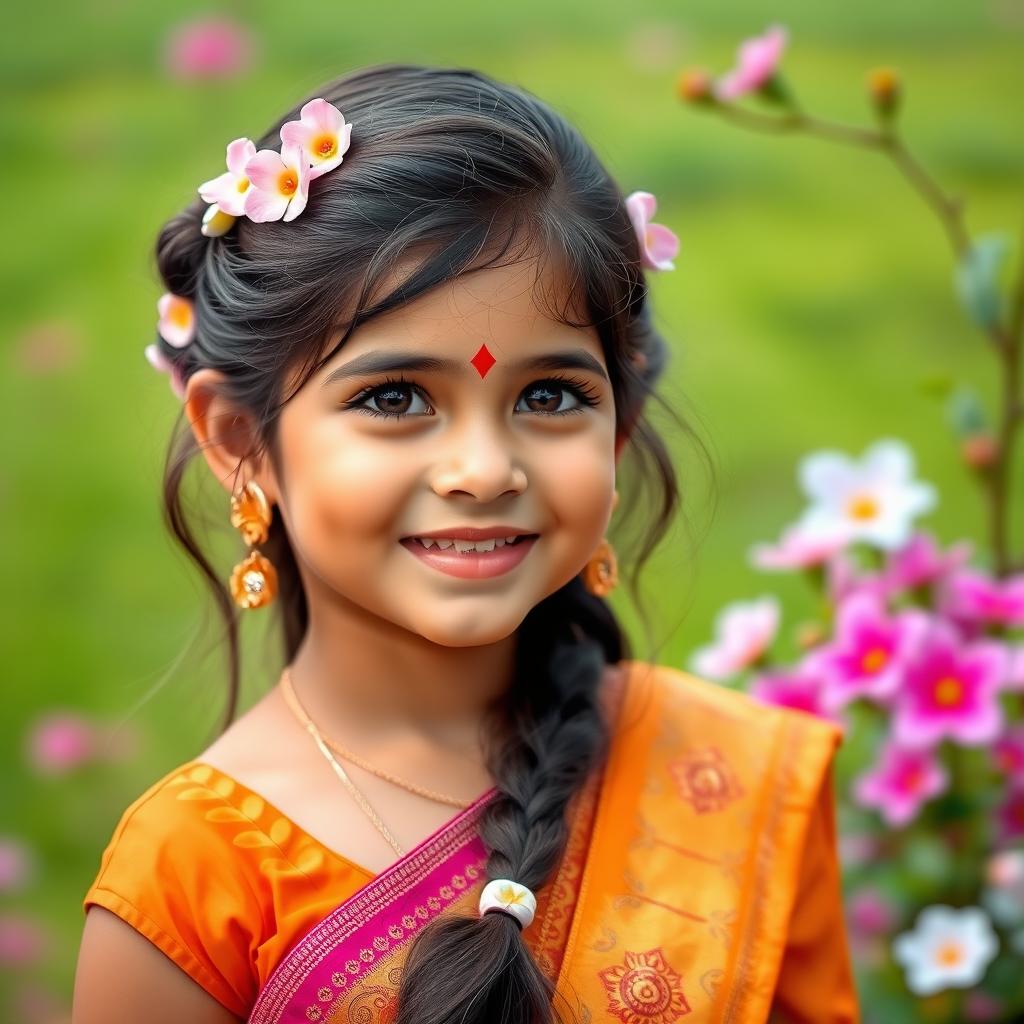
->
[345,379,433,420]
[516,377,600,417]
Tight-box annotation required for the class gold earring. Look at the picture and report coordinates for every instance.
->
[583,490,619,597]
[583,538,618,597]
[228,480,278,610]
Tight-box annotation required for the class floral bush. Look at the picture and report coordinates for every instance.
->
[681,25,1024,1023]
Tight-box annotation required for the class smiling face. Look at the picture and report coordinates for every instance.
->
[265,255,620,649]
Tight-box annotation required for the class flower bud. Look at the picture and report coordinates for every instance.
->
[961,433,999,470]
[676,68,715,104]
[201,202,237,237]
[867,67,901,119]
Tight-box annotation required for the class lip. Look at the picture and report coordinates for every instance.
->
[402,525,537,541]
[400,535,539,579]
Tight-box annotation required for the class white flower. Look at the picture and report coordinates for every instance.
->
[892,905,998,995]
[796,439,936,551]
[689,596,780,681]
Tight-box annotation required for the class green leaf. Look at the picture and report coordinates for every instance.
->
[954,233,1009,330]
[945,387,988,436]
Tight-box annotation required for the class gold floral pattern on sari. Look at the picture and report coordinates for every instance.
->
[668,746,744,815]
[597,947,692,1022]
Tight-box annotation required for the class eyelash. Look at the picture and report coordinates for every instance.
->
[342,374,602,421]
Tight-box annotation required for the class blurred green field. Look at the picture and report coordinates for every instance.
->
[2,0,1023,1016]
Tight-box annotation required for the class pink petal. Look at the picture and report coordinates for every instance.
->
[225,137,256,176]
[243,186,288,222]
[282,186,309,222]
[644,222,680,270]
[244,148,288,192]
[300,97,344,134]
[144,343,172,374]
[279,117,318,151]
[626,190,657,225]
[156,293,194,347]
[308,119,353,179]
[197,170,247,215]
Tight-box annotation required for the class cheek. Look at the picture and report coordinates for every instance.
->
[535,432,616,540]
[282,419,410,548]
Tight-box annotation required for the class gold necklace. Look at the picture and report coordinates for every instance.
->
[280,668,406,856]
[280,667,473,809]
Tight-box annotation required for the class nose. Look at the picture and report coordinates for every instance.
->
[428,419,528,502]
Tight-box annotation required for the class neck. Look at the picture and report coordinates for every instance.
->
[284,590,517,762]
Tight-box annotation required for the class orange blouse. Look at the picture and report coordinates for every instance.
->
[82,661,859,1022]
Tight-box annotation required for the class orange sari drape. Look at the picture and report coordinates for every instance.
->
[83,660,859,1022]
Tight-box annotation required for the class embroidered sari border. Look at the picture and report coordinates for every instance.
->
[249,786,499,1023]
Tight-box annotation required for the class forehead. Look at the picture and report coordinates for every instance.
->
[334,253,599,364]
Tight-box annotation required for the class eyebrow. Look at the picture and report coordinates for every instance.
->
[319,348,609,388]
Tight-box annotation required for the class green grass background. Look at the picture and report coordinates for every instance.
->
[2,0,1023,1016]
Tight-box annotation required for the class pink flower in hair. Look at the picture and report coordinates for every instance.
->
[145,344,186,400]
[716,25,788,101]
[625,191,680,271]
[198,137,257,216]
[243,143,311,222]
[156,292,195,348]
[280,98,353,179]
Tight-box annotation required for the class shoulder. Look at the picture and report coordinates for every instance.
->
[82,761,266,1018]
[617,659,844,809]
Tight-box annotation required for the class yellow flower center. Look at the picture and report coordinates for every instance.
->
[236,176,250,193]
[497,884,526,904]
[848,493,879,521]
[169,299,191,327]
[278,171,298,196]
[861,646,888,673]
[934,942,964,967]
[313,133,338,159]
[933,676,963,707]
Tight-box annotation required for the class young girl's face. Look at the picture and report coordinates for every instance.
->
[268,255,619,648]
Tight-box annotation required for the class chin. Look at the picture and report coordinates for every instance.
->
[407,612,527,649]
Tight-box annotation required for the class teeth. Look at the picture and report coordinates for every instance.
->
[412,536,529,553]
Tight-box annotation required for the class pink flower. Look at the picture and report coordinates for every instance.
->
[156,293,195,348]
[198,137,257,216]
[144,344,186,400]
[715,25,788,101]
[243,143,312,223]
[815,592,930,712]
[749,521,849,571]
[689,596,780,681]
[625,191,680,271]
[825,550,887,605]
[0,838,34,893]
[996,783,1024,843]
[942,568,1024,628]
[164,16,255,81]
[853,740,948,826]
[881,531,973,596]
[748,661,840,723]
[890,620,1009,749]
[992,726,1024,779]
[280,98,353,180]
[848,887,896,936]
[25,712,97,776]
[0,913,48,967]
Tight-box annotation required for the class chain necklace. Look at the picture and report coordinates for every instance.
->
[279,668,478,859]
[280,667,407,856]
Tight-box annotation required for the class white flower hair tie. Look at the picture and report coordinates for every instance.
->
[478,878,537,930]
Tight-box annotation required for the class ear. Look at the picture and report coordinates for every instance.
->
[614,430,630,463]
[183,369,281,504]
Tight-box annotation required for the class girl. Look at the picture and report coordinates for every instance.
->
[73,64,858,1023]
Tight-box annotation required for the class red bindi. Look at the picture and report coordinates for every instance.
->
[470,343,496,379]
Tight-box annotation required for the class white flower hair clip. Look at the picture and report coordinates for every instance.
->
[197,97,353,234]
